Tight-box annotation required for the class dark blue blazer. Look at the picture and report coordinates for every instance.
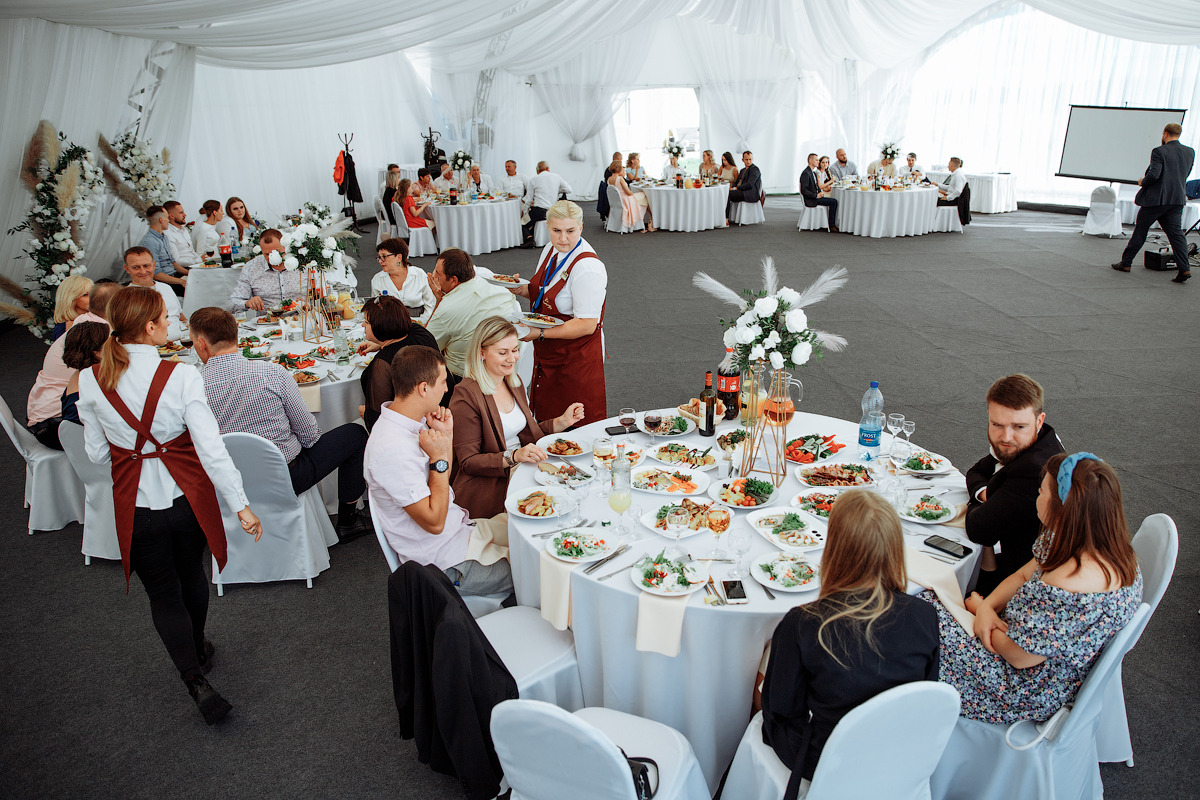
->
[1135,139,1195,207]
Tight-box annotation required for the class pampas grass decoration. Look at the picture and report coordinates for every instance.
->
[161,147,172,172]
[810,330,848,352]
[20,128,43,192]
[102,161,148,214]
[0,275,34,309]
[55,162,81,214]
[38,120,60,170]
[97,133,121,166]
[761,256,779,296]
[793,266,849,309]
[692,271,748,310]
[0,302,36,324]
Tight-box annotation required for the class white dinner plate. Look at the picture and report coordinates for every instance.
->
[636,410,695,438]
[522,312,564,329]
[505,487,571,520]
[790,489,844,522]
[751,553,821,593]
[898,495,961,525]
[707,478,779,510]
[290,367,327,386]
[638,509,716,541]
[630,555,710,597]
[649,443,719,472]
[895,450,955,476]
[794,462,874,489]
[630,465,711,496]
[536,434,592,459]
[483,274,529,288]
[534,464,595,488]
[746,508,827,553]
[592,446,646,470]
[545,529,619,564]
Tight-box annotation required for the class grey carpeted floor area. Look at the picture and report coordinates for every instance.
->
[1,200,1196,799]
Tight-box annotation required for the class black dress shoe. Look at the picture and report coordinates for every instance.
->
[336,511,374,544]
[1111,263,1130,272]
[186,676,232,724]
[198,640,215,675]
[519,241,536,249]
[1172,271,1191,284]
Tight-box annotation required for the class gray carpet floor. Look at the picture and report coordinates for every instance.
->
[1,199,1196,798]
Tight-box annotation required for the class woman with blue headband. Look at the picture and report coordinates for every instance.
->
[926,452,1142,723]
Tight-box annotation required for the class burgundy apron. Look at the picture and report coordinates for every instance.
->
[98,361,229,589]
[527,247,607,427]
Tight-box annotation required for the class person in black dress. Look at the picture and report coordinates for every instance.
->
[357,295,440,429]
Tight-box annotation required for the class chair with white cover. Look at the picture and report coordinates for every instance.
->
[731,200,765,226]
[491,699,710,800]
[932,203,964,233]
[373,195,391,244]
[58,422,120,564]
[725,682,961,800]
[534,219,549,246]
[1083,186,1122,237]
[369,490,507,619]
[929,603,1152,800]
[477,606,583,710]
[1097,514,1177,765]
[604,185,645,234]
[797,204,829,231]
[391,201,438,257]
[0,394,84,535]
[211,432,333,595]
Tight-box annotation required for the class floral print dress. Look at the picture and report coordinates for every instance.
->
[922,533,1142,724]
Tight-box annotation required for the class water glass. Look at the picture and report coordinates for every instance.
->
[902,419,916,444]
[887,413,905,457]
[566,480,590,526]
[728,528,753,579]
[664,506,689,561]
[592,437,614,498]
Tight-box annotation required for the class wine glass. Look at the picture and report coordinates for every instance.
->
[592,437,614,498]
[886,413,905,459]
[619,408,636,436]
[664,506,689,561]
[902,420,916,449]
[642,410,662,446]
[565,479,590,526]
[728,527,753,579]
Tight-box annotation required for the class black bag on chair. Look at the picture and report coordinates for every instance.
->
[619,748,659,799]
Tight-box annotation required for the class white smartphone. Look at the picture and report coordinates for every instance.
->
[722,580,749,604]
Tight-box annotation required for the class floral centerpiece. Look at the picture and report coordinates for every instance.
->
[662,139,684,159]
[880,142,901,161]
[97,131,175,213]
[449,149,473,172]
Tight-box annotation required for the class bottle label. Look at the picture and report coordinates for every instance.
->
[858,427,881,447]
[716,373,741,393]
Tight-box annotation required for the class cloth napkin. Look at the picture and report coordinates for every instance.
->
[942,502,967,529]
[539,550,576,631]
[635,592,691,657]
[297,382,321,412]
[904,544,975,635]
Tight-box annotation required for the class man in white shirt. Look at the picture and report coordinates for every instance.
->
[124,246,187,340]
[900,152,925,179]
[432,163,457,193]
[937,157,968,204]
[424,248,521,376]
[163,201,203,270]
[464,164,495,195]
[521,161,572,247]
[498,160,528,199]
[364,346,512,596]
[661,155,685,181]
[829,149,858,180]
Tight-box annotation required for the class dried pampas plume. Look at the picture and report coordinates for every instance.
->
[55,162,81,214]
[68,219,83,246]
[161,147,172,172]
[97,133,121,166]
[20,128,44,192]
[0,275,34,308]
[38,120,61,170]
[0,302,36,325]
[692,271,748,311]
[102,161,148,214]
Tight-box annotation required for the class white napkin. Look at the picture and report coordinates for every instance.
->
[635,592,690,657]
[297,382,321,412]
[904,544,975,635]
[539,550,575,631]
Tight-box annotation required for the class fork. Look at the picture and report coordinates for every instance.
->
[533,520,596,539]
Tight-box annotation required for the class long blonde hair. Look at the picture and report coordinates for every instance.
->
[53,275,92,324]
[95,287,164,392]
[810,489,907,666]
[465,316,522,395]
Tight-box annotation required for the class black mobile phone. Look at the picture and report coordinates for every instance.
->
[605,425,632,436]
[722,580,749,604]
[924,535,970,559]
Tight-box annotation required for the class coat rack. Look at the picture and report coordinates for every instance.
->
[336,133,364,233]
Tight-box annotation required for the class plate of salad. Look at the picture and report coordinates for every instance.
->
[707,476,777,509]
[241,346,272,359]
[897,450,954,475]
[791,490,842,521]
[751,553,821,593]
[784,433,846,464]
[899,494,959,524]
[651,442,718,471]
[746,508,827,552]
[545,529,618,563]
[630,550,710,597]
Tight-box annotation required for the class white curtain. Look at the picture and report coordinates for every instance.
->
[1023,0,1200,45]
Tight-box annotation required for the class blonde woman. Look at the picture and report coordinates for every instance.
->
[699,149,719,179]
[382,170,402,226]
[449,316,583,518]
[760,489,939,793]
[50,274,92,342]
[625,152,647,182]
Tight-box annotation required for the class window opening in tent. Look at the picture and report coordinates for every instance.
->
[613,88,701,177]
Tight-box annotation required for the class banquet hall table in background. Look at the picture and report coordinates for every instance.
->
[832,185,939,238]
[637,183,727,232]
[1115,183,1200,230]
[506,411,978,787]
[428,198,522,255]
[926,170,1017,213]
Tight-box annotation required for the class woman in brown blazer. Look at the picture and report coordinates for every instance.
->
[450,316,584,518]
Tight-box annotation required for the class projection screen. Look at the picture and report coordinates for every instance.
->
[1057,105,1187,184]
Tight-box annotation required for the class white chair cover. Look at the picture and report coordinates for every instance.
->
[0,394,83,534]
[932,204,964,233]
[478,606,583,711]
[604,184,645,234]
[211,432,333,594]
[182,266,243,317]
[374,195,391,244]
[722,711,793,800]
[393,201,438,257]
[731,201,765,226]
[58,421,120,564]
[797,204,829,231]
[1083,186,1122,237]
[930,603,1152,800]
[534,220,549,246]
[1097,514,1177,764]
[491,699,710,800]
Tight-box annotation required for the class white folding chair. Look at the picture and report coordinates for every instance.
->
[725,682,961,800]
[368,489,507,619]
[392,201,437,257]
[0,394,83,534]
[797,204,829,231]
[604,185,645,234]
[491,699,710,800]
[211,432,334,595]
[373,195,391,244]
[730,201,765,226]
[1097,514,1177,765]
[58,422,120,564]
[1083,186,1122,238]
[932,203,964,233]
[929,603,1152,800]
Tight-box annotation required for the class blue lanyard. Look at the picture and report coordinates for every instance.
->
[533,241,581,310]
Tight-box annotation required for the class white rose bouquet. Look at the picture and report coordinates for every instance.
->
[663,141,684,159]
[450,150,473,172]
[880,142,901,161]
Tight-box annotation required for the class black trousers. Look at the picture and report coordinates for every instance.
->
[1121,204,1190,272]
[807,197,838,228]
[130,496,209,681]
[522,205,548,242]
[936,196,959,206]
[288,422,368,504]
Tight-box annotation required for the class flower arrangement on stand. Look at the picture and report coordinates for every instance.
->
[693,258,849,486]
[271,211,359,342]
[449,150,473,190]
[662,139,684,160]
[880,142,901,161]
[1,120,104,339]
[97,131,175,213]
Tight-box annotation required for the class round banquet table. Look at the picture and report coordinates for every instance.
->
[926,171,1018,214]
[637,183,727,232]
[831,185,939,238]
[506,411,979,788]
[428,197,522,255]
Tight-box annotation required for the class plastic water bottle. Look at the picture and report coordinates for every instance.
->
[334,325,349,366]
[858,380,884,460]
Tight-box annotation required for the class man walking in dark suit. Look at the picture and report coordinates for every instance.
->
[1112,122,1195,283]
[799,152,839,232]
[726,151,762,223]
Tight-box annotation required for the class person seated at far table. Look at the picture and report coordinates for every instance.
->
[603,152,623,181]
[661,153,686,181]
[49,274,92,342]
[816,156,834,190]
[936,157,968,205]
[727,150,762,222]
[221,196,258,244]
[371,237,436,324]
[59,321,109,425]
[625,152,647,182]
[607,162,655,232]
[718,151,739,183]
[433,163,457,193]
[124,246,187,340]
[866,151,897,180]
[228,228,304,313]
[499,160,529,200]
[140,205,188,296]
[465,164,496,195]
[829,149,858,180]
[925,452,1141,724]
[365,346,514,598]
[399,179,435,232]
[191,199,224,257]
[190,307,373,542]
[699,149,720,179]
[521,161,573,248]
[899,152,925,180]
[800,152,839,233]
[163,201,204,270]
[449,316,584,519]
[356,295,440,430]
[382,170,402,226]
[424,248,521,379]
[760,489,939,797]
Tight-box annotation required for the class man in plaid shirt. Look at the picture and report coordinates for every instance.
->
[189,307,372,542]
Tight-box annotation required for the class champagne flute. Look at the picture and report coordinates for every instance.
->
[619,408,636,436]
[664,506,689,561]
[902,419,916,449]
[728,527,753,579]
[887,413,905,460]
[592,437,614,498]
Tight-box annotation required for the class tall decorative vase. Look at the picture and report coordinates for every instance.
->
[301,267,335,344]
[738,362,804,488]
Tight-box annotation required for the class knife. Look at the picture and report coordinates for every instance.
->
[532,519,596,539]
[583,544,629,574]
[555,456,592,479]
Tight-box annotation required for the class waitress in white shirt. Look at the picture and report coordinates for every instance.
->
[508,200,608,427]
[77,286,260,726]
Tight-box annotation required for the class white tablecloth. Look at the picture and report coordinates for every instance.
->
[638,184,727,232]
[926,171,1017,213]
[506,412,978,788]
[832,186,939,238]
[182,265,243,317]
[428,198,522,255]
[1115,184,1200,229]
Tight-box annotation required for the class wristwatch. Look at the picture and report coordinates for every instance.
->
[503,447,517,469]
[429,459,450,474]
